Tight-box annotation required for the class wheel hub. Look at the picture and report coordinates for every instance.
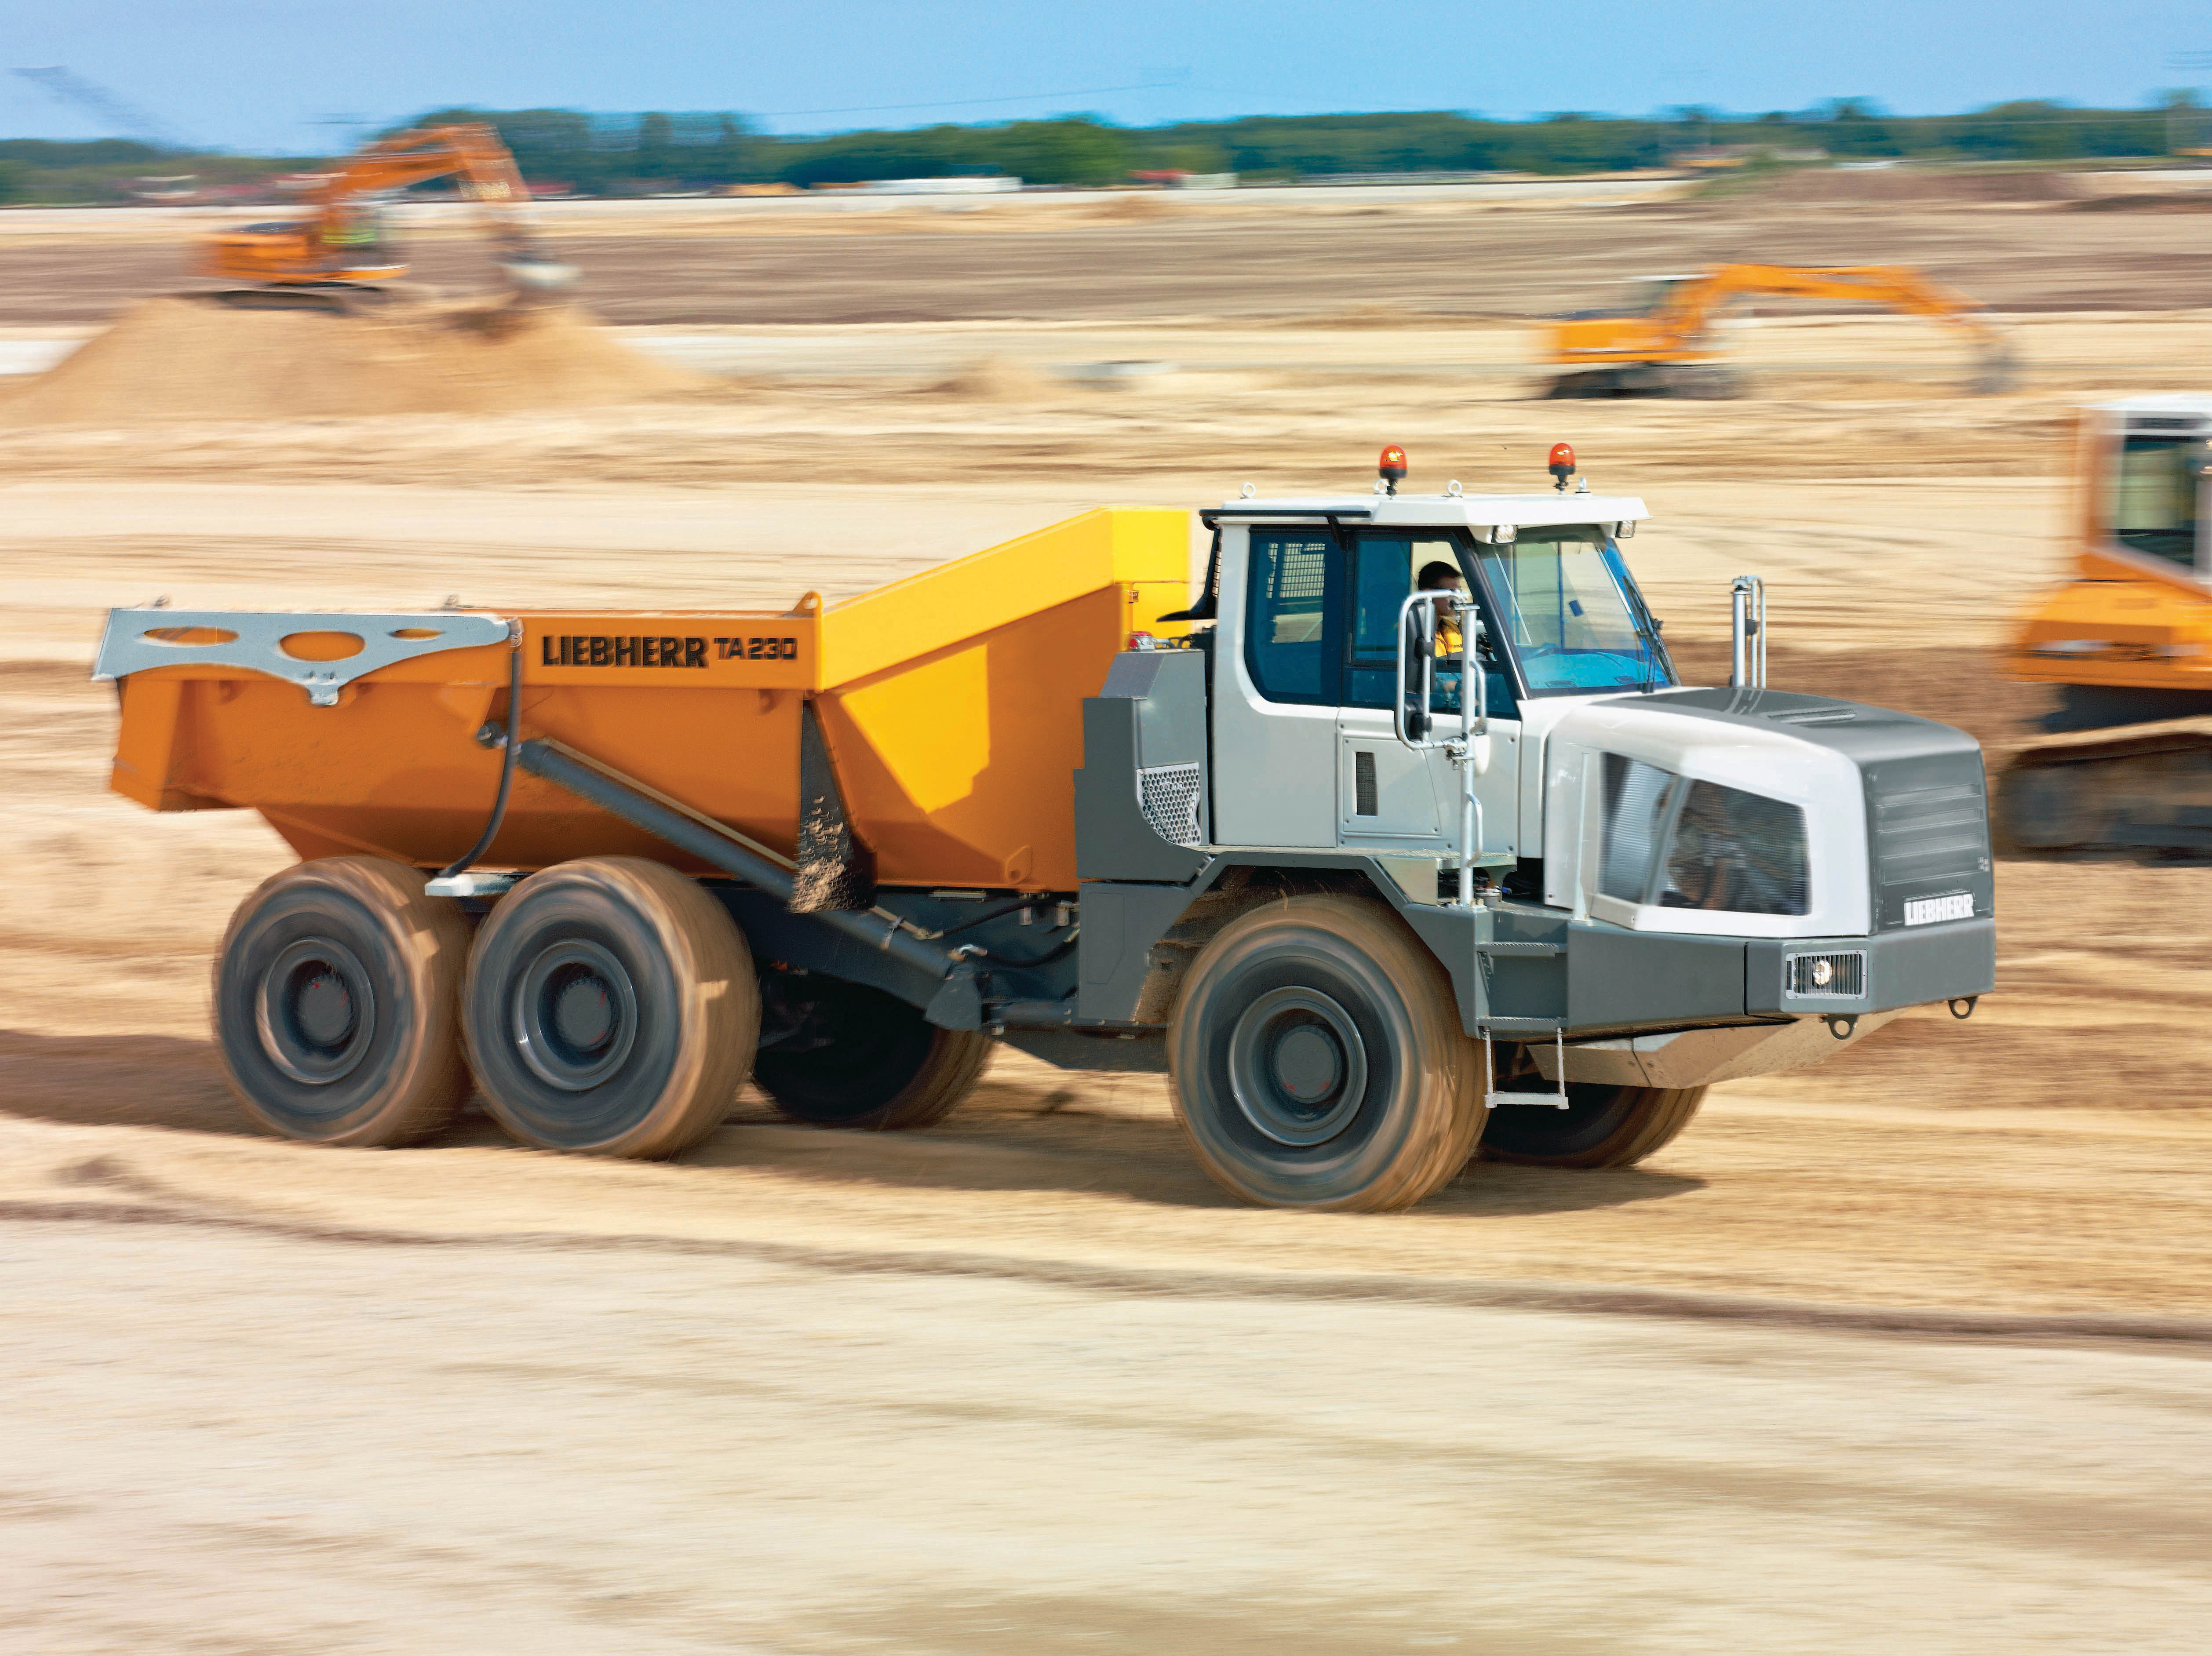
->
[294,971,355,1047]
[514,939,638,1092]
[552,976,614,1052]
[1270,1024,1343,1103]
[1227,986,1368,1147]
[256,936,376,1086]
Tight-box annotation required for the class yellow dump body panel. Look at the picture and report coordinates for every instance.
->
[108,507,1192,892]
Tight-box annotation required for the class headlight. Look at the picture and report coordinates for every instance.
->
[1599,755,1809,917]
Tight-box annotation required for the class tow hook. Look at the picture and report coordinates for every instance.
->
[1825,1014,1858,1040]
[1948,997,1978,1020]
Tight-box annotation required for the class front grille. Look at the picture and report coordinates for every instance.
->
[1137,763,1204,846]
[1865,752,1991,930]
[1785,950,1866,998]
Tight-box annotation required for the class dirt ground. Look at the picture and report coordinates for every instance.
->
[6,190,2212,1651]
[5,178,2212,324]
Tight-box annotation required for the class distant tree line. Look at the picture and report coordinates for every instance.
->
[0,97,2205,204]
[0,137,315,205]
[408,99,2210,192]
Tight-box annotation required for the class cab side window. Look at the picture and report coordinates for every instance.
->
[1346,536,1415,709]
[1246,532,1339,704]
[1343,535,1518,720]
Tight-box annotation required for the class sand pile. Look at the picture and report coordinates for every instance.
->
[925,355,1059,401]
[1711,167,2082,208]
[2069,191,2212,214]
[0,297,706,425]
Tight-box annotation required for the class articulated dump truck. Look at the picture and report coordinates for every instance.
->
[97,449,1997,1211]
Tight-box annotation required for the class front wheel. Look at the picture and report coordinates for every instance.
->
[463,858,759,1158]
[753,975,993,1131]
[1479,1081,1705,1169]
[1168,894,1482,1212]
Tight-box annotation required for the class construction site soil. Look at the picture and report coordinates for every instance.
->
[5,179,2212,326]
[7,187,2212,1651]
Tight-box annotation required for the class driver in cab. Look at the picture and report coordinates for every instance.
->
[1418,560,1467,658]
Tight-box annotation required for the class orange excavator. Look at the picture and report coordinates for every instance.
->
[195,123,577,311]
[1544,263,2013,398]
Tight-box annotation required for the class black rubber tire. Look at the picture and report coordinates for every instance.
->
[212,856,473,1146]
[463,857,759,1158]
[1479,1081,1706,1169]
[754,976,994,1130]
[1167,893,1483,1212]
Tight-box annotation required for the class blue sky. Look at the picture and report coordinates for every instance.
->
[5,0,2211,152]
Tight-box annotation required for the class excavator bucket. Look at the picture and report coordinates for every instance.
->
[497,255,583,305]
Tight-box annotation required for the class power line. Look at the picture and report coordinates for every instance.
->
[12,66,191,148]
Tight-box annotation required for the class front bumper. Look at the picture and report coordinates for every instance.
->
[1402,900,1994,1050]
[1745,917,1995,1017]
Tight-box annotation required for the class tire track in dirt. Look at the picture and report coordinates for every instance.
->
[11,1154,2212,1348]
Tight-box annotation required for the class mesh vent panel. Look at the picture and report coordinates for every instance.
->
[1137,763,1204,847]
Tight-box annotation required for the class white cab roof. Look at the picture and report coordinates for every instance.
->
[2093,394,2212,418]
[1217,492,1649,529]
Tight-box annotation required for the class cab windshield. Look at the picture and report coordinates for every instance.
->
[2113,435,2203,570]
[1474,527,1673,695]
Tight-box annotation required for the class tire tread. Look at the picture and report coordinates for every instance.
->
[1169,892,1481,1212]
[214,855,473,1147]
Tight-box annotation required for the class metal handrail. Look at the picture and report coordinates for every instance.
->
[1392,590,1491,906]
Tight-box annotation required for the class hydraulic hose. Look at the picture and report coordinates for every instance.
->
[434,631,523,883]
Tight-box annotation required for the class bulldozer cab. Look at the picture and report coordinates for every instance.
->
[1622,275,1698,317]
[321,202,390,253]
[2110,429,2212,577]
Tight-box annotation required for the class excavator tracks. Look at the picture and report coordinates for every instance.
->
[1998,717,2212,855]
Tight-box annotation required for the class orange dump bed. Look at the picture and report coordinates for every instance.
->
[101,508,1192,892]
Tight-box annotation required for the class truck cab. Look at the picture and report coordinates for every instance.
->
[1056,459,1996,1205]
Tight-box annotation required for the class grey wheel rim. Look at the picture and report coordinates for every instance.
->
[512,939,638,1092]
[1227,985,1369,1147]
[255,935,376,1086]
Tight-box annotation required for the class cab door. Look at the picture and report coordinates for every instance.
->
[1209,524,1344,848]
[1337,534,1522,857]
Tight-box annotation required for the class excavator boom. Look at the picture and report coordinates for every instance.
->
[1545,262,2011,398]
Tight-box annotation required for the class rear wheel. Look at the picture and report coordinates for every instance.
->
[1479,1081,1705,1169]
[463,857,758,1158]
[212,856,473,1146]
[1168,894,1482,1211]
[754,975,993,1130]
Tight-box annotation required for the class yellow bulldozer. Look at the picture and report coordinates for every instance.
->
[1544,263,2014,398]
[196,123,577,312]
[2000,397,2212,855]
